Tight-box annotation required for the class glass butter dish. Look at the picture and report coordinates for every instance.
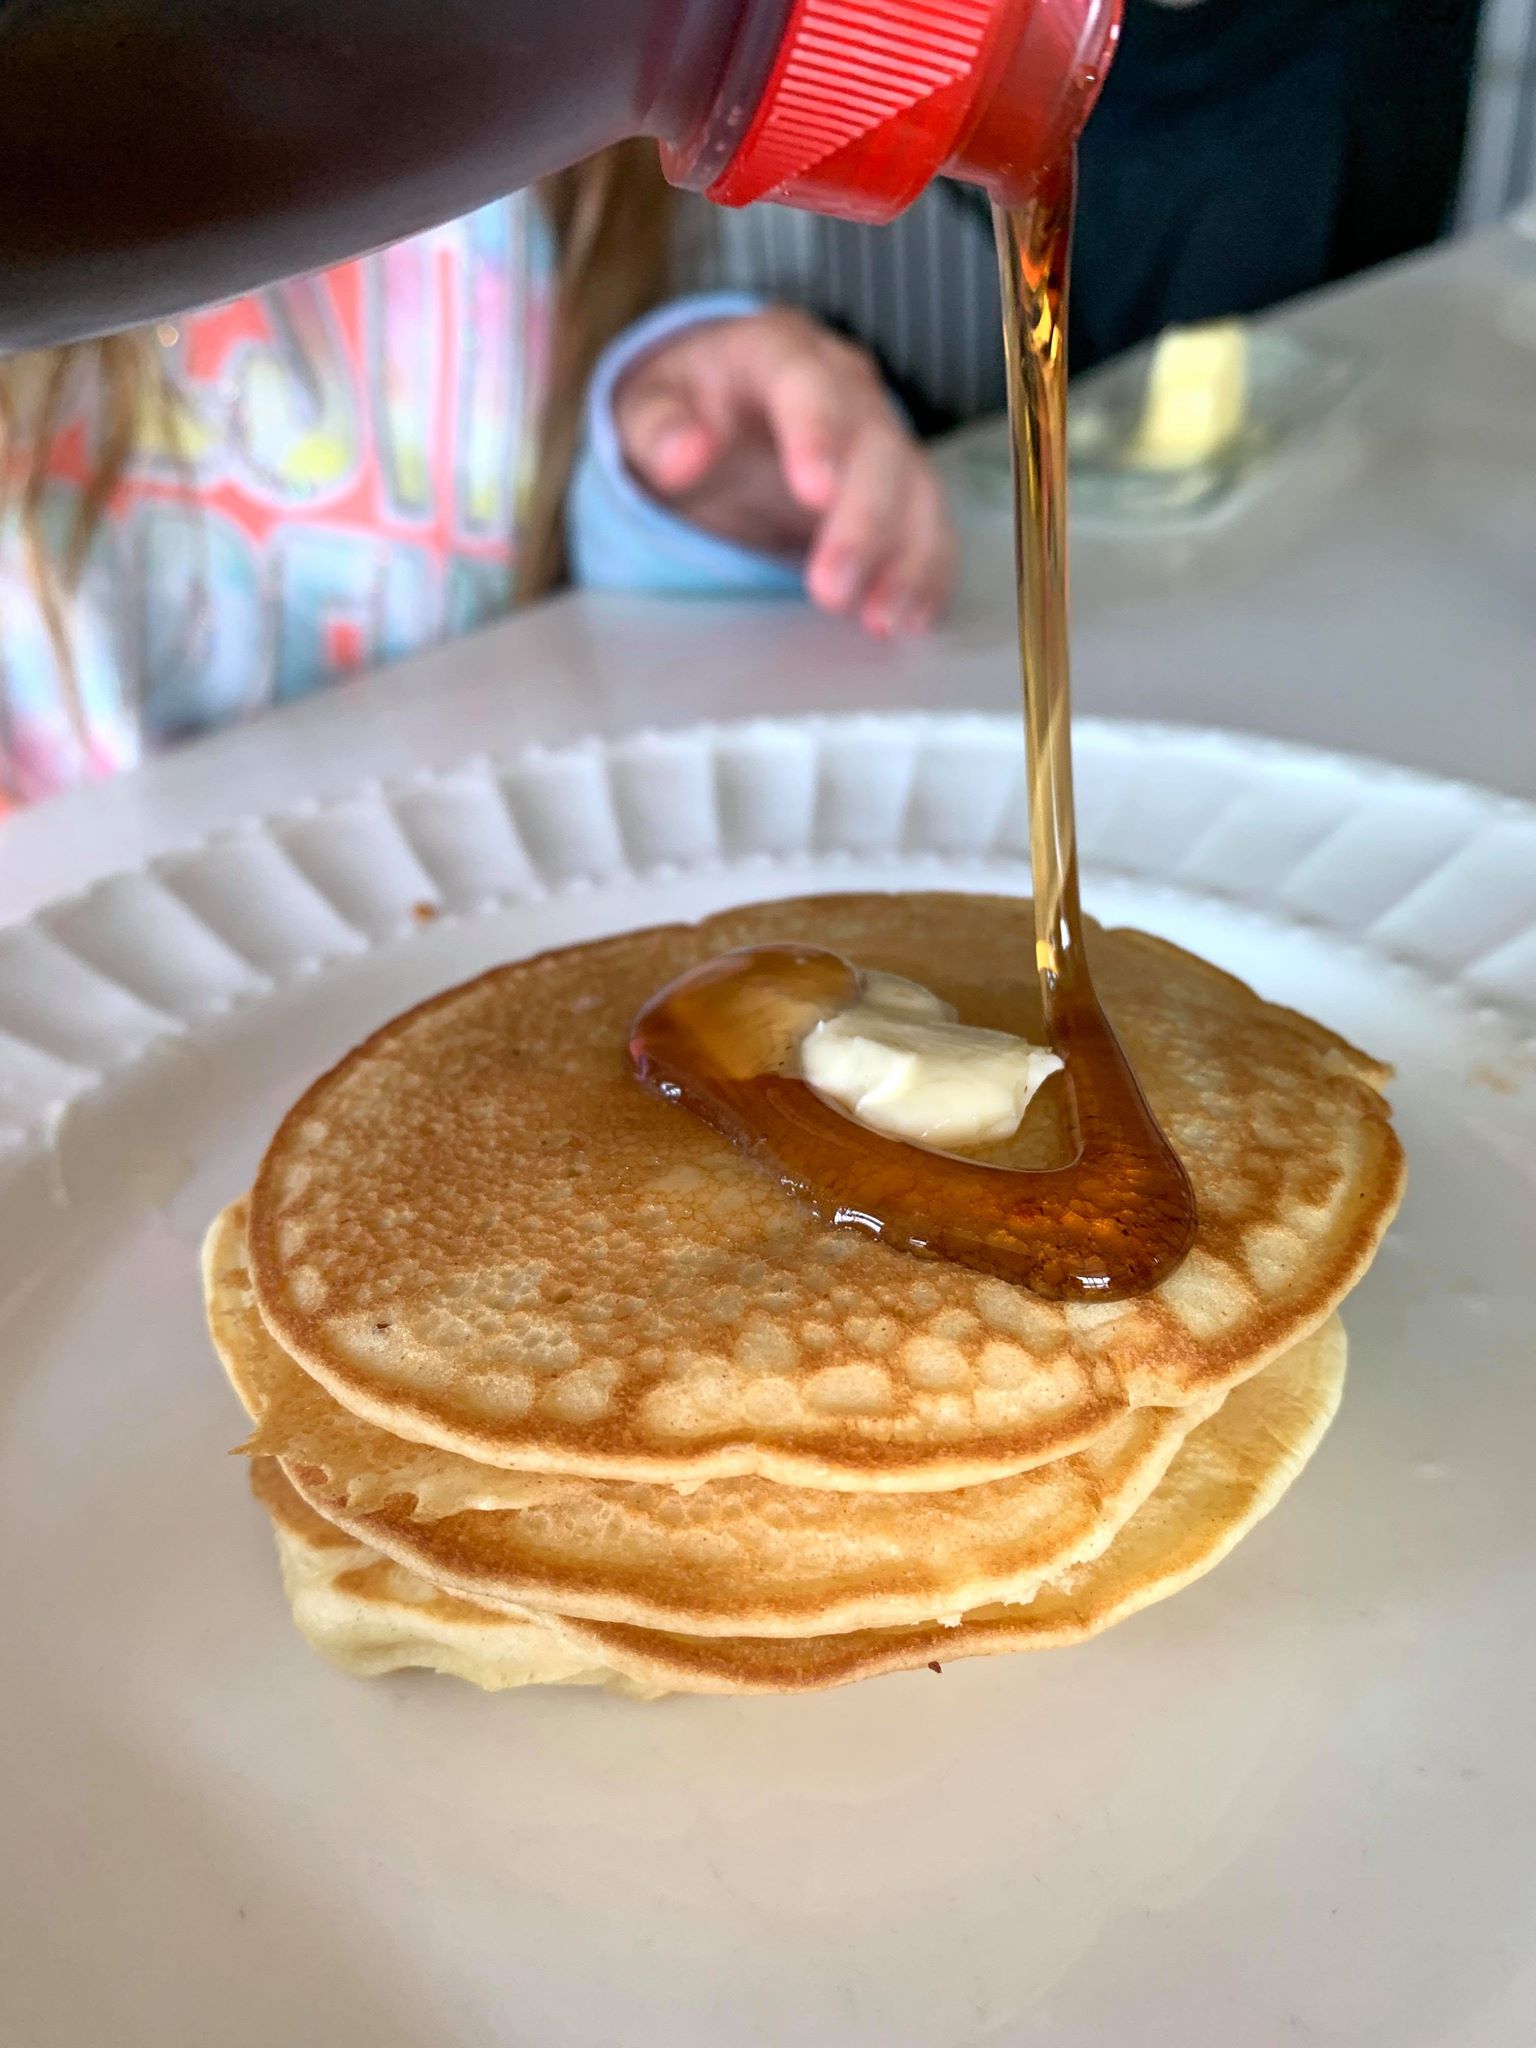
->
[961,320,1364,532]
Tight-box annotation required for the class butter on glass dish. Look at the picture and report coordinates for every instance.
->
[960,319,1363,532]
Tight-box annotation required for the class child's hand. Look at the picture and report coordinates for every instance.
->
[614,307,957,638]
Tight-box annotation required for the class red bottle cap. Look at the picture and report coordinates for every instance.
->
[674,0,1119,224]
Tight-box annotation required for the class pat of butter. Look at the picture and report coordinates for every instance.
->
[1128,320,1247,471]
[799,971,1062,1149]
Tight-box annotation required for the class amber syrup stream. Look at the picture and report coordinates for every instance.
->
[631,156,1196,1300]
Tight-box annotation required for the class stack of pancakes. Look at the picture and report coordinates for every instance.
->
[207,894,1404,1697]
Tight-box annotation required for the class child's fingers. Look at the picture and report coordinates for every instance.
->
[745,325,889,513]
[612,370,719,496]
[613,308,948,631]
[803,417,911,614]
[857,467,958,637]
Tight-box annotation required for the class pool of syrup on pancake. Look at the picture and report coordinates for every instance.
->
[631,158,1196,1304]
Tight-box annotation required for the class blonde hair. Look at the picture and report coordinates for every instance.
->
[519,140,675,600]
[0,331,165,753]
[0,143,676,715]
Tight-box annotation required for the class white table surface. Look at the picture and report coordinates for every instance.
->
[4,220,1535,925]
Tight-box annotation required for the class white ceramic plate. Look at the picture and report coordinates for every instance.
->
[3,715,1535,2048]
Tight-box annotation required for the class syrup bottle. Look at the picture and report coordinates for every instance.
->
[0,0,1118,350]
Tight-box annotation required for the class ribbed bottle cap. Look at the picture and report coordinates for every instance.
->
[704,0,1006,223]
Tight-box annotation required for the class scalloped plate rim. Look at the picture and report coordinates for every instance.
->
[0,711,1532,1182]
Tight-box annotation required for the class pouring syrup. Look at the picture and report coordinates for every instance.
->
[631,156,1196,1302]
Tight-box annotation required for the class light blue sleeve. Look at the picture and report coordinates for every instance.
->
[566,293,805,600]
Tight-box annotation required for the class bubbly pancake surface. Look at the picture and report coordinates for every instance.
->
[251,1315,1346,1695]
[211,1201,1214,1635]
[248,894,1402,1488]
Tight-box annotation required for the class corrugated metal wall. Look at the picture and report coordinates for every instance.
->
[1462,0,1536,222]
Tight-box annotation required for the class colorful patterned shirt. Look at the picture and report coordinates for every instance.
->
[0,195,553,810]
[0,193,804,818]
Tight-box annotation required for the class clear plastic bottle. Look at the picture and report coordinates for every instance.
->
[0,0,1118,349]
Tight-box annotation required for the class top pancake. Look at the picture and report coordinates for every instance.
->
[248,892,1403,1489]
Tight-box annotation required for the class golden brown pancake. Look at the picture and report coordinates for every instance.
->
[210,1200,1216,1635]
[247,894,1401,1489]
[251,1315,1346,1695]
[251,1461,657,1697]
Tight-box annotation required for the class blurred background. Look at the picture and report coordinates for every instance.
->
[1462,0,1536,223]
[698,0,1522,424]
[7,0,1536,813]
